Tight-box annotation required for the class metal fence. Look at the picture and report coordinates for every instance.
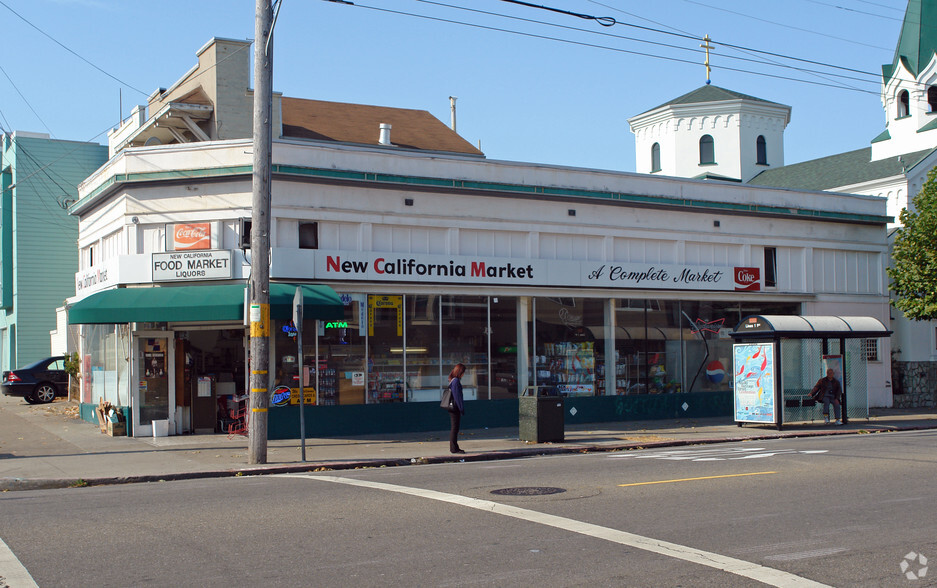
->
[780,338,868,423]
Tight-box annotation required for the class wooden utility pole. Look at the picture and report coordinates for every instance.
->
[249,0,274,464]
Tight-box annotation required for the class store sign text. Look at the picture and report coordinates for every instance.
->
[152,250,232,282]
[586,265,724,286]
[312,250,761,293]
[326,256,535,280]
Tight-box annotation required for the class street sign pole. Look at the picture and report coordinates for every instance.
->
[294,287,306,461]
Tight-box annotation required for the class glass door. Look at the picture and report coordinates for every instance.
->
[133,333,173,436]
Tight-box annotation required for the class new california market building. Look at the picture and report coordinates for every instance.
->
[65,38,891,438]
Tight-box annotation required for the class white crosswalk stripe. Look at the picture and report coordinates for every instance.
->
[284,473,832,588]
[0,537,39,588]
[610,446,829,461]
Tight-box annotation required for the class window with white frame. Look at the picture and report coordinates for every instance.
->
[699,134,715,164]
[898,90,910,118]
[651,142,661,172]
[82,243,96,269]
[864,338,880,362]
[101,230,122,262]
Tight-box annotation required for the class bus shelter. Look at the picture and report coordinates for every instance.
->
[730,315,891,430]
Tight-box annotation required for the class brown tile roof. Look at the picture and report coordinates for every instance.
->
[281,97,483,156]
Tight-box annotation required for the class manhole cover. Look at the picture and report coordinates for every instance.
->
[490,486,566,496]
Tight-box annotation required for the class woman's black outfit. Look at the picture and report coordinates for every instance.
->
[448,376,465,453]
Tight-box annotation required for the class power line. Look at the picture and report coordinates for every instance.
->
[498,0,615,27]
[0,64,55,137]
[0,0,149,97]
[677,0,892,51]
[419,0,880,90]
[340,1,882,95]
[504,0,888,71]
[805,0,903,20]
[0,128,85,230]
[580,0,874,95]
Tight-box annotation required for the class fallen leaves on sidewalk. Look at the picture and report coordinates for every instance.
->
[39,400,80,419]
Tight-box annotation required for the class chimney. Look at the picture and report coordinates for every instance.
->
[449,96,457,132]
[379,123,392,146]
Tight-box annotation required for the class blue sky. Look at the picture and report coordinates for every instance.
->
[0,0,907,173]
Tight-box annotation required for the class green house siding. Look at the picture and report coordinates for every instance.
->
[0,134,106,366]
[0,166,11,309]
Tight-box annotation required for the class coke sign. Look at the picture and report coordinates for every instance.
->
[734,267,760,291]
[173,223,211,250]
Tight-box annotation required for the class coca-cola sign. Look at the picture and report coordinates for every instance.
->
[173,223,211,250]
[734,267,761,291]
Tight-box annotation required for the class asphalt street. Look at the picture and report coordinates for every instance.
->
[2,430,935,587]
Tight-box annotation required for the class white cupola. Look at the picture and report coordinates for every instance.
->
[628,85,791,183]
[871,0,937,161]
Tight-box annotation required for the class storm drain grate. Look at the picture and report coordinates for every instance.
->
[490,486,566,496]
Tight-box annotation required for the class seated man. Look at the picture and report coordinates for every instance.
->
[810,368,842,425]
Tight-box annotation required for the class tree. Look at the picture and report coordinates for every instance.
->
[888,166,937,319]
[63,352,81,402]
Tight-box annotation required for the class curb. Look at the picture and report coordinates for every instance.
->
[3,422,933,493]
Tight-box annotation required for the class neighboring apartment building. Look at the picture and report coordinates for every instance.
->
[0,132,107,370]
[65,37,889,438]
[629,0,937,408]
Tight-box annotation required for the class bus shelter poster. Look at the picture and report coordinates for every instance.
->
[733,343,776,423]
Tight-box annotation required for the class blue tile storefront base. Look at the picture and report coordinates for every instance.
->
[267,392,732,439]
[77,392,732,439]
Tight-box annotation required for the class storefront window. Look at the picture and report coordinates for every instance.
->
[282,293,519,405]
[271,294,802,407]
[367,295,405,403]
[608,299,801,395]
[643,301,682,394]
[82,324,127,406]
[530,297,604,396]
[677,300,739,393]
[612,298,680,394]
[440,295,489,401]
[316,295,367,405]
[271,296,369,406]
[489,296,519,398]
[404,294,442,402]
[117,325,130,406]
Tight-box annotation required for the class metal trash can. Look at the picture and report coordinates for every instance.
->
[519,394,565,443]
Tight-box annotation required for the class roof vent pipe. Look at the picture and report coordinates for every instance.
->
[449,96,457,132]
[379,123,392,146]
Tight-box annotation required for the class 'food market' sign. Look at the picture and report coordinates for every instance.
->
[152,250,232,282]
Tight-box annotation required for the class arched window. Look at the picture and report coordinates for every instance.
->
[699,135,715,164]
[651,142,661,172]
[928,86,937,113]
[898,90,910,118]
[756,135,768,165]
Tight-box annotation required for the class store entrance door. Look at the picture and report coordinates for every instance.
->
[183,328,247,434]
[133,334,173,437]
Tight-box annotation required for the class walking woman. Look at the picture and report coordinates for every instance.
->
[447,363,466,454]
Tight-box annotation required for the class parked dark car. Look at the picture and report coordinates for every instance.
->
[2,356,69,404]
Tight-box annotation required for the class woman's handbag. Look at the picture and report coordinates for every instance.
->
[440,387,453,410]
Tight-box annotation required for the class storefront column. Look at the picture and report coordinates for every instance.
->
[604,299,616,396]
[517,297,530,394]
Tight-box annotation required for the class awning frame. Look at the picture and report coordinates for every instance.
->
[68,283,344,325]
[730,315,892,340]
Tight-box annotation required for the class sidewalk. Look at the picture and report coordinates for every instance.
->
[2,394,935,491]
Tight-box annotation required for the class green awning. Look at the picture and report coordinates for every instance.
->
[68,283,343,324]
